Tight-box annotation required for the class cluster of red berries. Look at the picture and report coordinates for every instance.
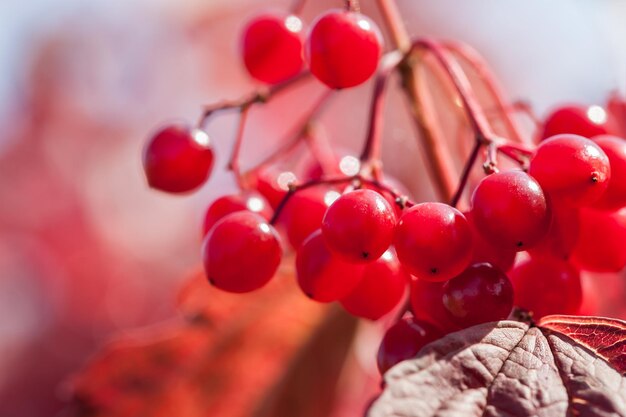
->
[142,4,626,376]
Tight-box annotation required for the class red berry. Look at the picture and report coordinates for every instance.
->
[394,203,472,282]
[376,316,442,374]
[322,189,396,262]
[202,212,282,293]
[410,278,460,334]
[340,249,408,320]
[442,263,514,328]
[571,208,626,272]
[540,105,609,140]
[202,192,272,236]
[241,14,304,84]
[591,135,626,210]
[295,230,364,302]
[471,170,550,250]
[465,211,516,271]
[529,134,610,207]
[143,124,214,193]
[305,10,382,89]
[279,187,339,249]
[529,204,580,261]
[509,255,582,319]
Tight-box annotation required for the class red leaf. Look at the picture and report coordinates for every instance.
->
[539,314,626,374]
[369,319,626,417]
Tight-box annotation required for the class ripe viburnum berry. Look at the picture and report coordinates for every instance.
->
[540,105,609,140]
[202,192,272,236]
[305,9,382,89]
[376,316,443,374]
[340,249,408,320]
[203,211,282,293]
[571,208,626,272]
[509,255,582,319]
[143,124,214,193]
[322,189,396,262]
[471,170,550,250]
[394,202,473,282]
[241,13,304,85]
[295,230,364,302]
[442,263,514,328]
[529,134,611,207]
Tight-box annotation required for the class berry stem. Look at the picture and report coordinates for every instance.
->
[197,71,310,129]
[344,0,361,13]
[359,51,403,168]
[449,140,481,207]
[304,123,340,176]
[244,89,335,175]
[227,105,251,189]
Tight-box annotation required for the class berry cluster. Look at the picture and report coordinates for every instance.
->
[142,1,626,376]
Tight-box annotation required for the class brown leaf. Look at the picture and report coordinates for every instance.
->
[368,320,626,417]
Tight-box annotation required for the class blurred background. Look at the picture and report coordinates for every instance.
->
[1,0,625,416]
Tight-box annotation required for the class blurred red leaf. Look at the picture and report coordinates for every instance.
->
[64,265,362,417]
[369,318,626,417]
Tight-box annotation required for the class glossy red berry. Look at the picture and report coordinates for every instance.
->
[410,278,460,334]
[202,192,272,236]
[442,263,514,328]
[394,203,472,282]
[241,14,304,84]
[279,187,339,249]
[322,189,396,262]
[305,10,382,89]
[376,316,442,374]
[143,124,214,193]
[202,212,282,293]
[540,105,609,140]
[471,170,550,250]
[591,135,626,210]
[509,255,582,319]
[295,230,364,302]
[529,134,610,207]
[571,208,626,272]
[465,211,516,271]
[340,249,408,320]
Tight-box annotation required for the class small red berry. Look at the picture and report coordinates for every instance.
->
[202,212,282,293]
[143,124,214,193]
[571,208,626,272]
[410,278,460,334]
[377,316,442,374]
[529,134,611,207]
[340,249,408,320]
[305,9,382,89]
[202,192,272,236]
[394,203,473,282]
[471,170,550,250]
[509,255,582,319]
[295,230,364,302]
[540,105,609,140]
[241,14,304,85]
[442,263,514,328]
[322,189,396,262]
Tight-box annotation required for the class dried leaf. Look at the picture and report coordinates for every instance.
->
[368,319,626,417]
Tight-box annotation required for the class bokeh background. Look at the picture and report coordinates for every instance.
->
[1,0,625,416]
